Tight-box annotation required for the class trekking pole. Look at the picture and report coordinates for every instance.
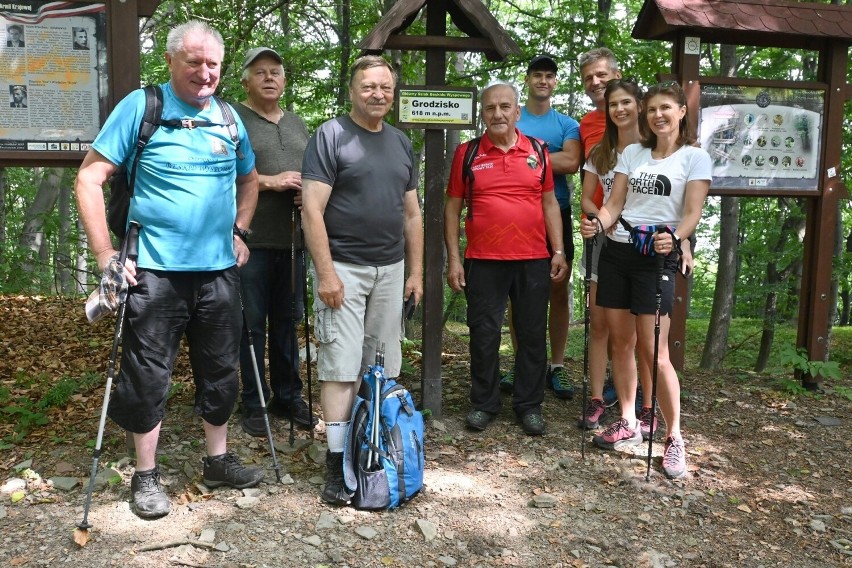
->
[287,209,298,448]
[580,215,596,459]
[369,348,384,468]
[77,221,139,535]
[645,230,667,482]
[240,293,283,483]
[296,210,315,441]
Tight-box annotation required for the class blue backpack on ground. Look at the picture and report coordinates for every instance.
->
[343,351,425,510]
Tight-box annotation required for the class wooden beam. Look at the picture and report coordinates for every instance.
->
[420,2,448,418]
[384,35,494,52]
[796,40,849,389]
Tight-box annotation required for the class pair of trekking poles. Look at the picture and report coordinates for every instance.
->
[242,208,315,481]
[78,210,314,533]
[579,217,670,482]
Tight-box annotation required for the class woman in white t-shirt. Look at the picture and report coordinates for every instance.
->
[579,82,712,479]
[578,79,644,431]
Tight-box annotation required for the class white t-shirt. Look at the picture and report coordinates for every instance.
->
[582,152,619,206]
[610,144,712,243]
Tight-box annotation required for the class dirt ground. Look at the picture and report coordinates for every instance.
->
[1,295,852,567]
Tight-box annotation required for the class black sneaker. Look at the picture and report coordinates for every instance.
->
[322,450,351,506]
[240,407,268,438]
[520,412,546,435]
[202,452,264,489]
[465,410,496,431]
[130,467,170,519]
[269,398,318,428]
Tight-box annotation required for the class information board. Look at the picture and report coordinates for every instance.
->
[698,84,823,192]
[0,0,107,153]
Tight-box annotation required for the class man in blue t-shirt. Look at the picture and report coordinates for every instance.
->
[505,54,581,400]
[75,21,263,519]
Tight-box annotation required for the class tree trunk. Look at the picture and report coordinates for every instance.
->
[279,1,294,111]
[334,0,351,115]
[700,196,738,368]
[18,168,63,282]
[755,200,806,371]
[76,219,90,293]
[700,44,738,369]
[0,167,6,267]
[57,178,73,294]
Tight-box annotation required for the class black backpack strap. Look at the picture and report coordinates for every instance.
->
[126,85,163,198]
[155,96,244,160]
[524,134,548,185]
[461,137,481,220]
[213,96,244,160]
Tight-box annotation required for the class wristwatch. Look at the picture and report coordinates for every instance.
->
[553,250,564,255]
[233,224,251,243]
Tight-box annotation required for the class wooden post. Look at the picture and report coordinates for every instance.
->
[796,41,849,389]
[420,3,448,417]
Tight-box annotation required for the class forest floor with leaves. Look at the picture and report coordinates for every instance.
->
[1,294,852,568]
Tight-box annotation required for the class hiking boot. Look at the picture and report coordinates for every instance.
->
[638,406,658,441]
[240,407,267,438]
[269,398,319,428]
[578,398,606,430]
[662,436,687,479]
[202,452,264,489]
[130,467,170,519]
[548,366,574,399]
[465,410,496,431]
[499,370,515,394]
[520,412,546,436]
[322,450,351,506]
[592,418,642,450]
[602,372,618,407]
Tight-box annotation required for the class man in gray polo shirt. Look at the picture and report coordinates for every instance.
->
[234,47,317,436]
[301,55,423,505]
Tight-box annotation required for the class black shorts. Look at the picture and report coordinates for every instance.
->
[108,267,242,433]
[546,205,575,264]
[596,239,677,315]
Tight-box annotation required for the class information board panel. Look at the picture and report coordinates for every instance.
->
[0,1,107,154]
[698,84,823,192]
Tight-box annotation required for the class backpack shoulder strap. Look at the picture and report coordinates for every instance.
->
[524,134,547,185]
[126,85,163,197]
[213,95,244,160]
[461,137,481,219]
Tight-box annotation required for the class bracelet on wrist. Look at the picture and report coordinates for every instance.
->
[233,224,251,243]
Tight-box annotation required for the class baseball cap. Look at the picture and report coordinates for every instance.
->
[242,47,282,69]
[527,54,557,74]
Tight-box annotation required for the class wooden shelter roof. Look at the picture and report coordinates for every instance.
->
[633,0,852,48]
[358,0,520,61]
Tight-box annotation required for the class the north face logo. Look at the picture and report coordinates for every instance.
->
[630,172,672,196]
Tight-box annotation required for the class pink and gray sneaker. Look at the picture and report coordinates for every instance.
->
[662,436,687,479]
[638,406,658,441]
[578,398,606,430]
[592,418,642,450]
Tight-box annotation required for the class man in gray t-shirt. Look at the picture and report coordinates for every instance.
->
[234,47,317,437]
[301,55,423,506]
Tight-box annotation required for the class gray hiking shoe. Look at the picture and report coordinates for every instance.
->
[130,467,170,518]
[322,450,351,506]
[202,452,264,489]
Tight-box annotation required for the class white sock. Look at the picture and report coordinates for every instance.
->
[550,364,563,372]
[325,421,350,453]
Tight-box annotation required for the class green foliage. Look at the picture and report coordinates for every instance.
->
[1,371,102,443]
[779,346,842,381]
